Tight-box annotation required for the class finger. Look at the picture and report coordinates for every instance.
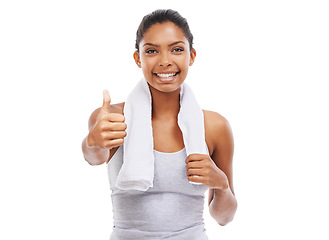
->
[109,131,127,139]
[185,154,204,164]
[100,122,126,131]
[101,131,127,140]
[101,89,111,113]
[104,138,124,148]
[187,168,203,176]
[108,113,125,122]
[186,161,203,170]
[109,122,127,131]
[98,120,127,131]
[98,113,125,124]
[187,175,205,184]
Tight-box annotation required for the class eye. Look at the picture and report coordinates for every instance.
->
[173,47,184,53]
[145,49,157,54]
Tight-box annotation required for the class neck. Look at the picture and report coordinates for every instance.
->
[149,84,181,121]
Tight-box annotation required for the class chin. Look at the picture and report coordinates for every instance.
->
[147,80,182,93]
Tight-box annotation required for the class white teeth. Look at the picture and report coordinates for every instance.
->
[156,73,176,78]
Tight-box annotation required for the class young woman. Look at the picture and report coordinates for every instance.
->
[82,9,237,240]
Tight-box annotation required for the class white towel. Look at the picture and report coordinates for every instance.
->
[115,78,208,191]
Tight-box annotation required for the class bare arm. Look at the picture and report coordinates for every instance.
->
[207,112,237,226]
[185,110,237,226]
[81,108,109,165]
[81,90,126,166]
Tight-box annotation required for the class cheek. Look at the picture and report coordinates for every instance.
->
[141,61,152,71]
[141,56,156,71]
[179,54,191,67]
[179,59,191,72]
[142,68,151,77]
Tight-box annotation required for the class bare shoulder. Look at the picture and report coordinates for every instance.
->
[203,110,235,203]
[202,109,233,156]
[203,109,231,133]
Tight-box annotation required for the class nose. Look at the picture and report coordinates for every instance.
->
[159,52,172,67]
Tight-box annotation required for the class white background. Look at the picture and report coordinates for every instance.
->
[1,0,328,239]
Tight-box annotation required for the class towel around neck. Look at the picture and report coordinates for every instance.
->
[115,78,208,191]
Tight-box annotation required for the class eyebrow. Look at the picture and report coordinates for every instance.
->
[143,41,186,48]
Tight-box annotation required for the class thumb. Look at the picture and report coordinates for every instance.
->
[101,89,111,113]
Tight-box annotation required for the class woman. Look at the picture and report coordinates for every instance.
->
[82,9,237,239]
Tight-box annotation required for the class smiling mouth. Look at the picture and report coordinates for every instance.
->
[154,72,180,78]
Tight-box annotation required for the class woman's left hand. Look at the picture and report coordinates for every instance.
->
[185,154,229,190]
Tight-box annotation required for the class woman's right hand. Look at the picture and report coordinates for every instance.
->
[87,90,127,149]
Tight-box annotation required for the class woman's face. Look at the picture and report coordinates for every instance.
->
[134,21,196,93]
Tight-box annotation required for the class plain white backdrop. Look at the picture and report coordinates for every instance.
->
[1,0,328,239]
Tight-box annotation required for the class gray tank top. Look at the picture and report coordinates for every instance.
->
[107,145,209,240]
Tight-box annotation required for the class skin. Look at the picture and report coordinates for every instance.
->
[82,21,237,226]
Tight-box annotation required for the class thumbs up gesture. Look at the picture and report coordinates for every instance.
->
[87,90,127,149]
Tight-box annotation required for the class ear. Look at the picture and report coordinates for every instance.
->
[189,48,196,66]
[133,51,142,68]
